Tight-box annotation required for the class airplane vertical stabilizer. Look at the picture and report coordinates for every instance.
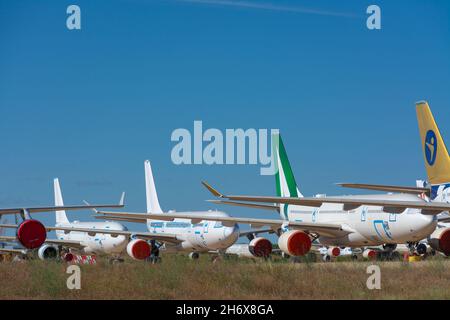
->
[54,178,70,226]
[416,101,450,185]
[144,160,163,214]
[272,133,303,198]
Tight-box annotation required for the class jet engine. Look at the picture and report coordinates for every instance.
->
[278,230,311,256]
[363,249,377,259]
[189,252,200,260]
[248,237,272,258]
[16,219,47,249]
[428,227,450,256]
[126,239,151,260]
[37,244,59,260]
[327,247,340,257]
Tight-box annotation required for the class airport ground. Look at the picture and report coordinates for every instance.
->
[0,254,448,300]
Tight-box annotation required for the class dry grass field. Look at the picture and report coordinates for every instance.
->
[0,255,449,300]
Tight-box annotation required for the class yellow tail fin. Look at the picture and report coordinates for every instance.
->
[416,101,450,185]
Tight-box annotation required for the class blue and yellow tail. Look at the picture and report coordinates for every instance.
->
[416,101,450,187]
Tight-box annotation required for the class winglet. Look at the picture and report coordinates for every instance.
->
[119,192,126,206]
[201,181,224,198]
[82,200,99,214]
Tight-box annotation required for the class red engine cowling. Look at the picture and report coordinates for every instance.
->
[429,227,450,256]
[327,247,341,257]
[278,230,312,256]
[363,249,377,259]
[127,239,151,260]
[63,252,75,262]
[16,219,47,249]
[248,237,272,258]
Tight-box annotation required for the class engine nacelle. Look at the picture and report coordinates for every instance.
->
[428,227,450,256]
[278,230,312,256]
[126,239,151,260]
[249,237,272,258]
[327,247,340,257]
[37,244,59,260]
[363,249,377,259]
[16,219,47,249]
[189,252,200,260]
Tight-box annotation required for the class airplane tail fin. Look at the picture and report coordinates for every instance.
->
[416,101,450,186]
[54,178,70,225]
[272,133,303,198]
[144,160,163,214]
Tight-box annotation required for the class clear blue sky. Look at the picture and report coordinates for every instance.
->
[1,0,450,235]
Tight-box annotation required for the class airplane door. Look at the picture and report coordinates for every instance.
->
[361,207,367,222]
[203,222,209,234]
[389,213,397,222]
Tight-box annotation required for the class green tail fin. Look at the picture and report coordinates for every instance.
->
[272,133,302,198]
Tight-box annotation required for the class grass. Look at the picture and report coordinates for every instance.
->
[0,255,449,299]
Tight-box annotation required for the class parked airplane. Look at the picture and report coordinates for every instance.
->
[0,179,193,261]
[222,229,274,259]
[0,187,123,251]
[33,178,130,261]
[95,128,450,258]
[93,160,271,259]
[336,101,450,256]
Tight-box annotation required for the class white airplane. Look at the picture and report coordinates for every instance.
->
[316,246,358,262]
[93,160,267,259]
[222,229,275,259]
[0,188,123,253]
[94,105,450,259]
[34,178,130,261]
[224,243,273,259]
[337,101,450,256]
[0,179,197,261]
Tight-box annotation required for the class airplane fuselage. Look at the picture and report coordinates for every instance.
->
[146,211,239,253]
[55,221,128,255]
[282,193,437,247]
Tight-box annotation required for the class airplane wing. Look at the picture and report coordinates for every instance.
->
[43,239,87,250]
[201,181,447,215]
[1,236,87,250]
[208,200,279,211]
[45,226,183,244]
[94,212,352,238]
[0,236,16,242]
[0,203,124,216]
[337,183,431,196]
[0,224,182,245]
[0,248,27,254]
[239,228,275,238]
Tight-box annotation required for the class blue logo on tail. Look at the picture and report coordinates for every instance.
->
[425,130,437,166]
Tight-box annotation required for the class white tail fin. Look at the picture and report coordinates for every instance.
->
[144,160,163,214]
[54,178,70,225]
